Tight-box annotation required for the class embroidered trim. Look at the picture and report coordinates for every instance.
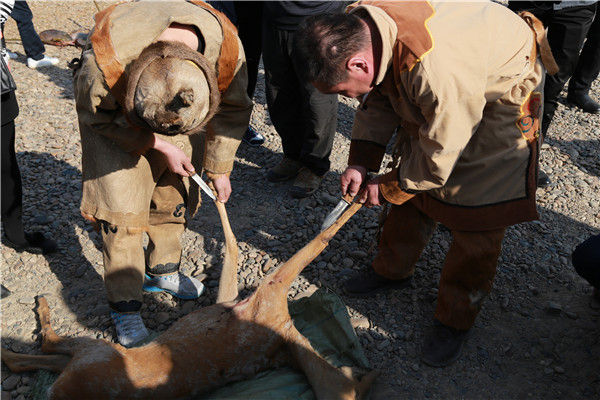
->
[516,91,542,143]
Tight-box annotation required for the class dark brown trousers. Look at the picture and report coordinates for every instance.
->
[372,201,505,330]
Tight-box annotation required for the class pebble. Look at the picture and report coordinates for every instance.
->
[546,302,562,314]
[17,297,35,305]
[155,312,170,325]
[2,376,20,391]
[351,317,370,329]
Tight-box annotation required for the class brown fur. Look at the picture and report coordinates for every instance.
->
[2,202,378,399]
[518,11,559,75]
[89,4,125,104]
[188,0,241,94]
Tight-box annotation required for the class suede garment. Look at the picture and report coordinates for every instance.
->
[73,0,252,309]
[373,201,505,330]
[347,0,545,231]
[344,1,546,330]
[75,0,252,228]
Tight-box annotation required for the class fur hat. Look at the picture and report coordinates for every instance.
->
[124,41,220,136]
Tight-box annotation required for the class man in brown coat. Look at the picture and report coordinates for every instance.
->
[73,0,252,347]
[294,1,554,366]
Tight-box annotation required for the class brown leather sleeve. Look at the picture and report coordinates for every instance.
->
[378,168,415,205]
[348,140,387,172]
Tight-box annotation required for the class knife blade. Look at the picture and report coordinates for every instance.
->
[320,193,354,232]
[189,172,217,201]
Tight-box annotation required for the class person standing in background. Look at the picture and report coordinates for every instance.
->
[508,1,598,187]
[207,0,265,146]
[1,0,57,256]
[263,1,346,198]
[8,0,59,68]
[567,4,600,114]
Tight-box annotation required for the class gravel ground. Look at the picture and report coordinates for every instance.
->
[1,2,599,399]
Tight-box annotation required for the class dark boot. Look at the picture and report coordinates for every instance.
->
[421,320,471,367]
[343,269,412,298]
[567,93,600,114]
[1,232,57,254]
[537,170,551,188]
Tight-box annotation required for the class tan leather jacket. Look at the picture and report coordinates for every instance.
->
[347,1,544,230]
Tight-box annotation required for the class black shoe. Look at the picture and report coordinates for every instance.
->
[567,93,600,114]
[1,285,11,299]
[2,232,58,255]
[421,320,471,367]
[266,157,301,182]
[537,170,551,188]
[344,269,412,298]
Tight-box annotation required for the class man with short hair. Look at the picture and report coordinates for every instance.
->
[294,1,554,366]
[73,0,252,347]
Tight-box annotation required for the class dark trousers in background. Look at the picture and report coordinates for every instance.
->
[512,3,597,136]
[234,1,263,98]
[1,93,26,244]
[569,10,600,97]
[10,0,45,61]
[262,23,337,177]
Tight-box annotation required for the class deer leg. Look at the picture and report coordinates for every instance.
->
[285,325,378,400]
[214,200,239,304]
[1,349,70,373]
[35,297,72,355]
[267,202,363,291]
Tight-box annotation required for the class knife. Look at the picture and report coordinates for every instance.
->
[188,171,217,201]
[320,193,355,232]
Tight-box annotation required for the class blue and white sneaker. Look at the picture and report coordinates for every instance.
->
[242,126,264,147]
[143,272,206,299]
[110,311,150,348]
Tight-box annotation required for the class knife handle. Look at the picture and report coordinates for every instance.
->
[342,192,354,203]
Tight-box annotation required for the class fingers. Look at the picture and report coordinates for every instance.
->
[212,174,232,203]
[348,179,362,197]
[357,178,381,208]
[340,173,351,196]
[341,166,366,196]
[217,188,231,203]
[182,160,195,176]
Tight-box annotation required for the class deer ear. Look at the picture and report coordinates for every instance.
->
[177,88,195,107]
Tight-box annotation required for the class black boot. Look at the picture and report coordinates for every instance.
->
[537,170,551,188]
[343,269,412,298]
[421,320,471,367]
[1,232,57,254]
[567,93,600,114]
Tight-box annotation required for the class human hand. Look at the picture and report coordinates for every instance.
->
[211,174,232,203]
[358,176,384,208]
[152,135,194,176]
[340,165,367,197]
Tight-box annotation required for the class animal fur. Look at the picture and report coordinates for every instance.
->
[518,11,559,75]
[1,201,378,399]
[124,41,221,136]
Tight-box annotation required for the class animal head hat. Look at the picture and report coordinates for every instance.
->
[124,41,220,136]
